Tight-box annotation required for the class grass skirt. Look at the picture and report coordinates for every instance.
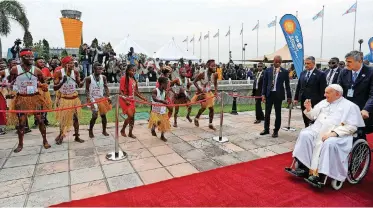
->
[148,112,171,132]
[191,91,215,108]
[38,88,53,109]
[55,92,81,135]
[94,98,112,115]
[7,92,51,126]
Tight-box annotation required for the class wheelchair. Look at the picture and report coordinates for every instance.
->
[285,130,371,190]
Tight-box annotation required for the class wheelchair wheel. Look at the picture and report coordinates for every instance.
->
[331,179,343,190]
[347,139,371,184]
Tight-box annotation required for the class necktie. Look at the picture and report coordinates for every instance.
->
[306,71,311,82]
[327,70,334,84]
[352,72,358,83]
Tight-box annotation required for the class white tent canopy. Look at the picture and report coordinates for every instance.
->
[114,35,150,57]
[153,38,199,61]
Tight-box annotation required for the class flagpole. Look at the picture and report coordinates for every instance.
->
[353,0,357,50]
[200,32,202,61]
[218,29,220,63]
[187,36,189,52]
[321,5,324,58]
[257,20,259,58]
[193,34,195,55]
[228,26,231,60]
[274,16,277,52]
[241,23,244,64]
[208,31,210,59]
[296,11,298,18]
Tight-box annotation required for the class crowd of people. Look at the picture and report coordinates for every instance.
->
[0,44,372,189]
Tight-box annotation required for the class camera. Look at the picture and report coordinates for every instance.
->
[14,39,22,45]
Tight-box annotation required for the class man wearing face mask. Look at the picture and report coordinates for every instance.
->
[261,55,292,138]
[325,57,342,85]
[338,50,373,135]
[294,56,327,127]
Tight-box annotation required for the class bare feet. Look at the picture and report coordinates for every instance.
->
[209,124,216,131]
[194,118,199,127]
[89,130,94,138]
[55,135,63,145]
[120,128,127,137]
[102,131,110,136]
[151,129,157,137]
[43,142,51,149]
[74,137,85,143]
[173,122,178,128]
[160,136,167,142]
[128,133,137,139]
[186,116,192,123]
[13,145,23,153]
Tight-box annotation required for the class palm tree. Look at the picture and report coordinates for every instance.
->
[0,0,30,58]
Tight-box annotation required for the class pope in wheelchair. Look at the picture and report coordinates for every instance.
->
[285,84,370,189]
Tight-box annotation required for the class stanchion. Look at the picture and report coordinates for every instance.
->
[213,92,228,143]
[282,102,296,132]
[230,89,238,115]
[106,94,127,161]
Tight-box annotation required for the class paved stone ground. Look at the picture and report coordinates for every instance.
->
[0,108,304,207]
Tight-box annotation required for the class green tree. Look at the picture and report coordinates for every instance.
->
[23,30,33,48]
[42,39,50,61]
[61,49,68,58]
[0,0,30,58]
[32,40,43,58]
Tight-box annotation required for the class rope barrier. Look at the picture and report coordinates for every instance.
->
[226,92,262,99]
[0,97,111,113]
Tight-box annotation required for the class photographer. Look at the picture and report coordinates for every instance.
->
[80,43,91,78]
[10,39,22,60]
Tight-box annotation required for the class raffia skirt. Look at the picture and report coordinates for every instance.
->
[92,98,112,115]
[55,92,81,135]
[191,91,215,108]
[148,112,171,132]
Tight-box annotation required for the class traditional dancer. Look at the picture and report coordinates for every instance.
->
[53,56,84,144]
[34,57,52,126]
[172,62,192,127]
[7,49,51,152]
[86,63,112,138]
[0,64,8,135]
[149,77,171,141]
[119,64,147,138]
[191,59,218,130]
[157,66,179,119]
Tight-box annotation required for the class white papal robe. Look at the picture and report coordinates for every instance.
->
[292,97,365,182]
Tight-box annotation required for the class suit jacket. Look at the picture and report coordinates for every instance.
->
[295,69,327,104]
[252,70,264,97]
[324,67,342,85]
[262,67,292,100]
[338,65,373,113]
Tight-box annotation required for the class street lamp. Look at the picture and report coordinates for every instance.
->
[358,39,364,52]
[243,43,247,65]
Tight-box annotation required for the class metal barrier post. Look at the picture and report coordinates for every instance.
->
[106,94,127,161]
[231,89,238,115]
[213,92,228,143]
[282,100,296,132]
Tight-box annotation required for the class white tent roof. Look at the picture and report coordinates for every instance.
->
[153,38,199,61]
[114,36,150,56]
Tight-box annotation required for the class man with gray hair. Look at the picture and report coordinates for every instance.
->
[287,84,365,186]
[338,50,373,132]
[294,56,327,127]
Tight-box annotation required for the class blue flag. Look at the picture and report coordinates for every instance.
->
[279,14,304,78]
[369,37,373,63]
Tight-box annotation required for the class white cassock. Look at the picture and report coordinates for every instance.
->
[292,97,365,181]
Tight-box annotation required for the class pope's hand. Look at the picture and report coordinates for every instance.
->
[361,110,369,119]
[304,99,312,111]
[322,132,337,142]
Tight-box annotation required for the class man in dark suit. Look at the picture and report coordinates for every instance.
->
[252,62,265,123]
[294,56,327,127]
[325,57,342,85]
[338,50,373,133]
[261,56,292,138]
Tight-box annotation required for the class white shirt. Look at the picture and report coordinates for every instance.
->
[255,71,262,89]
[352,64,363,82]
[305,68,315,80]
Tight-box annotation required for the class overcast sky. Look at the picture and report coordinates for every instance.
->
[2,0,373,62]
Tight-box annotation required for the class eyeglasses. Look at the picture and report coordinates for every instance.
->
[328,62,336,64]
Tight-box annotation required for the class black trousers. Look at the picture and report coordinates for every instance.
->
[264,92,282,132]
[107,72,118,83]
[255,98,264,121]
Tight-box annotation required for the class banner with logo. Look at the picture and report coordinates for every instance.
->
[369,37,373,63]
[279,14,304,77]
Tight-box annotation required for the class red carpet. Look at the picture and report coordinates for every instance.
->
[54,137,373,207]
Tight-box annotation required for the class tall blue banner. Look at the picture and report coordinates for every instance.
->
[369,37,373,63]
[279,14,304,78]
